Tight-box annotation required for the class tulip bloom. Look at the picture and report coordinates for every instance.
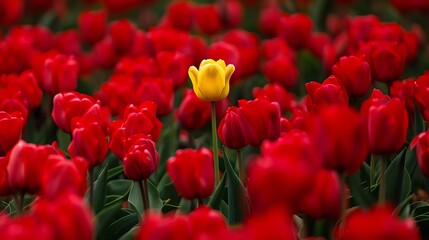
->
[167,148,214,200]
[218,106,247,150]
[188,59,235,102]
[123,138,159,181]
[361,89,408,155]
[305,75,349,112]
[0,111,24,156]
[137,212,192,240]
[411,130,429,177]
[336,205,421,240]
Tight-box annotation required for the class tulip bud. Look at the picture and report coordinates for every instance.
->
[277,13,313,49]
[263,56,298,90]
[167,148,214,200]
[361,89,408,155]
[137,77,174,117]
[0,111,24,156]
[305,75,349,112]
[253,83,297,113]
[42,53,79,95]
[218,106,248,150]
[176,89,211,130]
[109,19,136,53]
[370,42,407,82]
[78,10,107,45]
[137,212,192,240]
[188,59,235,102]
[123,138,159,181]
[194,4,222,35]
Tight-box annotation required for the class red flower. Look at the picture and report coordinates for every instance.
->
[97,74,136,116]
[51,91,97,133]
[7,140,59,194]
[261,37,295,61]
[160,1,195,31]
[0,71,43,109]
[109,19,136,53]
[317,105,368,175]
[332,55,372,98]
[305,75,349,113]
[263,56,298,90]
[40,53,79,95]
[336,205,421,240]
[156,51,189,90]
[109,102,162,159]
[0,111,24,156]
[218,106,248,150]
[277,13,313,49]
[369,42,407,82]
[253,83,297,113]
[390,78,415,123]
[167,148,214,200]
[137,77,174,117]
[123,138,159,181]
[300,170,341,220]
[414,72,429,123]
[0,156,10,196]
[78,10,107,45]
[0,0,23,25]
[41,155,88,199]
[54,30,81,56]
[33,194,94,240]
[188,206,228,238]
[247,130,321,213]
[238,97,281,147]
[137,212,192,240]
[361,89,408,155]
[176,89,211,130]
[258,5,283,36]
[194,4,222,35]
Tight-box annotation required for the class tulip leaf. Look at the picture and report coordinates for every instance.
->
[107,213,140,240]
[223,148,251,224]
[385,147,411,204]
[347,163,375,207]
[119,226,139,240]
[107,179,133,196]
[56,129,70,154]
[96,201,122,240]
[412,202,429,237]
[108,165,125,181]
[94,164,108,214]
[208,173,226,211]
[159,182,181,213]
[128,180,163,214]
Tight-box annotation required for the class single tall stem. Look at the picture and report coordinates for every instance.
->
[370,154,376,187]
[211,101,220,186]
[89,168,94,209]
[15,192,24,214]
[379,157,387,203]
[139,179,150,213]
[237,150,244,183]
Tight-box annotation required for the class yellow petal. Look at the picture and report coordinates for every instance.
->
[224,64,235,83]
[188,66,199,87]
[216,59,226,70]
[200,59,216,68]
[198,63,225,101]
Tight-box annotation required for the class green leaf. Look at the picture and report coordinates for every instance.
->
[385,148,411,204]
[107,179,133,196]
[93,164,108,213]
[208,173,226,211]
[106,213,140,240]
[108,165,124,180]
[223,148,250,225]
[119,226,139,240]
[159,182,181,213]
[56,129,71,155]
[128,180,163,214]
[96,201,122,240]
[347,165,375,207]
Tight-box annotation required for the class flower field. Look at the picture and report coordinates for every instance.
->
[1,0,429,239]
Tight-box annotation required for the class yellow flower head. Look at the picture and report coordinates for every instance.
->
[188,59,235,101]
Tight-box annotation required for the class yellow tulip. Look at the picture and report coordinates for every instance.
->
[188,59,235,101]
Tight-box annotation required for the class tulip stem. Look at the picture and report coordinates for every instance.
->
[370,154,376,187]
[15,192,24,214]
[211,101,220,187]
[89,168,94,209]
[237,150,244,183]
[139,179,150,213]
[379,157,387,203]
[339,171,346,218]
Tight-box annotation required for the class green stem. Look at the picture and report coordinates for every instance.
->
[211,101,220,187]
[370,154,376,187]
[15,192,24,214]
[379,157,387,203]
[237,150,244,183]
[139,179,150,213]
[89,168,94,209]
[339,171,347,218]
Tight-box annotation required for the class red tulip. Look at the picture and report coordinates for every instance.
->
[78,10,107,45]
[0,111,24,156]
[0,156,10,196]
[97,74,136,116]
[7,140,59,194]
[0,71,43,109]
[218,106,248,150]
[109,19,136,53]
[160,1,195,31]
[54,30,81,56]
[253,83,297,113]
[0,214,55,240]
[258,5,283,36]
[369,22,405,43]
[51,91,96,133]
[41,155,88,199]
[305,75,349,113]
[68,119,108,168]
[167,148,214,200]
[156,51,189,90]
[0,0,23,25]
[115,56,158,81]
[247,130,321,212]
[332,55,372,98]
[347,15,380,53]
[194,4,222,35]
[317,105,368,175]
[109,102,162,159]
[300,170,341,220]
[263,56,298,90]
[188,206,228,239]
[261,37,295,61]
[93,37,120,69]
[414,72,429,123]
[369,42,407,83]
[361,89,408,155]
[336,205,421,240]
[137,212,192,240]
[176,89,211,130]
[41,53,79,95]
[33,194,94,240]
[123,138,159,181]
[277,13,313,49]
[390,78,415,123]
[238,97,281,147]
[137,77,174,117]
